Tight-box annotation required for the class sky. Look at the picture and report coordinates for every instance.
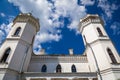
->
[0,0,120,55]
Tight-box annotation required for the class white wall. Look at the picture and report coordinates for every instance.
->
[28,56,90,73]
[81,23,109,45]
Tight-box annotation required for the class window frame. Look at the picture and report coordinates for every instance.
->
[56,64,62,73]
[71,64,77,72]
[41,64,47,72]
[0,47,11,63]
[96,27,104,37]
[107,48,117,64]
[13,27,21,36]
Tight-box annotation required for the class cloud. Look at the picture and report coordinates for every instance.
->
[80,0,95,6]
[0,23,12,46]
[0,13,6,17]
[35,33,62,43]
[110,22,120,35]
[33,32,62,54]
[54,0,86,30]
[98,0,119,19]
[8,0,87,53]
[0,30,5,44]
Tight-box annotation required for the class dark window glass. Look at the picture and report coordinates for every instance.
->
[32,36,35,45]
[41,65,47,72]
[14,27,21,36]
[97,27,103,36]
[83,35,87,44]
[0,48,11,63]
[107,48,117,63]
[56,64,61,73]
[71,65,76,72]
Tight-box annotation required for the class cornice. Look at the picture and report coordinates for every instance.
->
[23,72,97,77]
[13,13,40,32]
[100,68,120,74]
[78,14,104,33]
[31,55,88,63]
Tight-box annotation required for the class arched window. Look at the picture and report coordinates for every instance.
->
[56,64,61,73]
[71,64,76,72]
[0,48,11,63]
[14,27,21,36]
[97,27,103,36]
[107,48,117,63]
[41,65,47,72]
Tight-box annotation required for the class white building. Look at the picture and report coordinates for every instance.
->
[0,13,120,80]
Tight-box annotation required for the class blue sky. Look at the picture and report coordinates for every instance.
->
[0,0,120,55]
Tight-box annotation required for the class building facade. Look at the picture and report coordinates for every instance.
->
[0,13,120,80]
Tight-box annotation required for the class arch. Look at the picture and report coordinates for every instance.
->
[0,48,11,63]
[41,64,47,72]
[56,64,62,73]
[71,64,76,72]
[97,27,103,36]
[107,48,117,63]
[14,27,21,36]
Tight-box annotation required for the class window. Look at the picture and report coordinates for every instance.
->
[97,27,103,36]
[71,64,76,72]
[0,48,11,63]
[83,35,87,44]
[14,27,21,36]
[107,48,117,63]
[41,65,47,72]
[56,64,61,73]
[32,36,35,45]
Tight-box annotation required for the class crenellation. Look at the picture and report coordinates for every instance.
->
[13,13,40,32]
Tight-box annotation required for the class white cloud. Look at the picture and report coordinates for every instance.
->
[33,32,62,53]
[8,0,87,53]
[34,32,62,44]
[0,30,5,44]
[98,0,119,19]
[0,13,5,17]
[54,0,86,30]
[110,22,120,35]
[80,0,95,6]
[0,23,12,46]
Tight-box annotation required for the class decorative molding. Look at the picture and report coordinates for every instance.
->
[23,72,97,78]
[31,55,88,63]
[100,68,120,74]
[0,68,19,75]
[31,78,46,80]
[13,13,40,32]
[79,15,104,33]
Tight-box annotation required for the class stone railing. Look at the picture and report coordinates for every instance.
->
[31,55,88,63]
[23,72,97,78]
[80,18,102,28]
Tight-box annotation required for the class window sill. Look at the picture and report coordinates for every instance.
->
[0,62,8,64]
[12,35,20,37]
[111,63,120,65]
[99,35,107,37]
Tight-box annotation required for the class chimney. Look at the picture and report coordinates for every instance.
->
[38,49,45,55]
[69,49,74,55]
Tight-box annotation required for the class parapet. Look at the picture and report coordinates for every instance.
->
[79,14,104,33]
[13,13,40,32]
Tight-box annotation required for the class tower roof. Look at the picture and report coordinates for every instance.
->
[80,14,99,22]
[78,14,104,33]
[13,13,40,32]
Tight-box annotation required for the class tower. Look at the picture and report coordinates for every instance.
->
[79,14,120,80]
[0,13,40,80]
